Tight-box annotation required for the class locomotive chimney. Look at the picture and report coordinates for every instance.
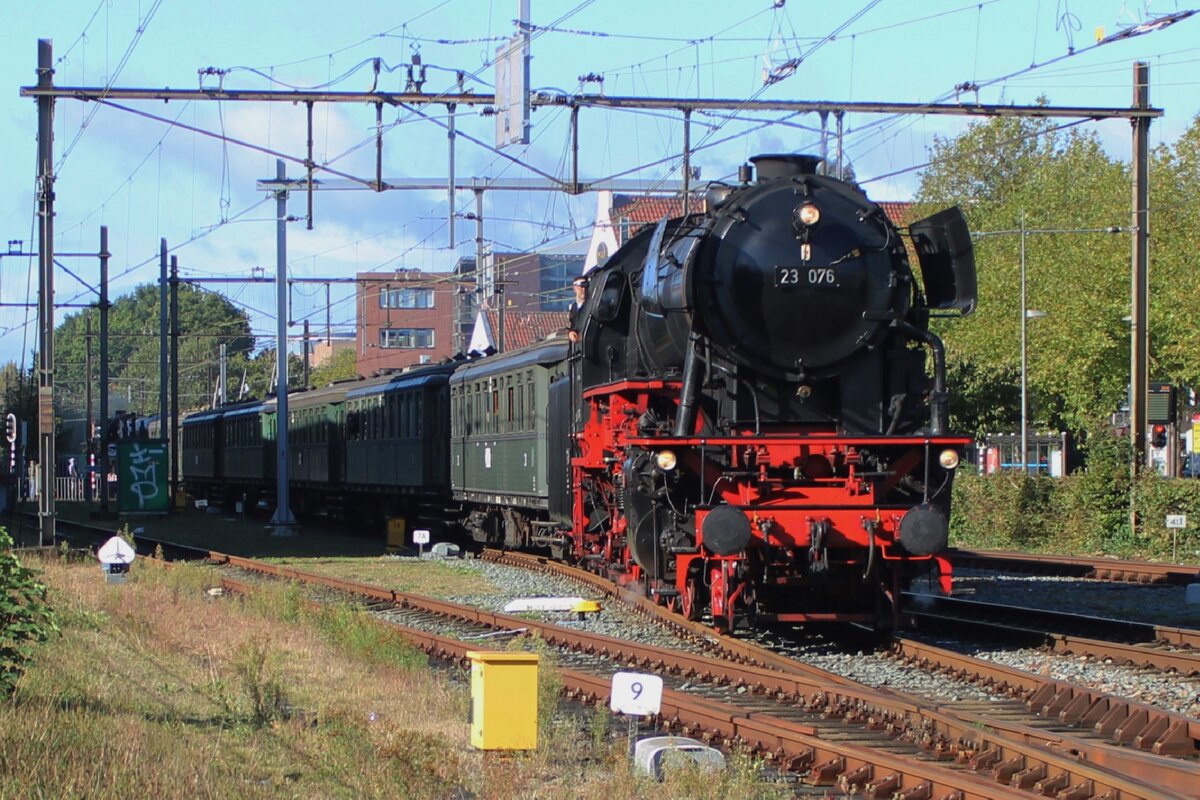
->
[749,154,822,182]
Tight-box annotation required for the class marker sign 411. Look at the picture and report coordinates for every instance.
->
[610,671,663,716]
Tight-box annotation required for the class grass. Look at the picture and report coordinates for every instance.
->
[264,556,503,597]
[2,556,791,799]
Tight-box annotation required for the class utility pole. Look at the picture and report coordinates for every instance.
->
[85,316,93,503]
[170,255,180,510]
[99,225,110,514]
[682,109,691,215]
[1130,62,1151,532]
[303,319,310,388]
[497,255,506,354]
[159,239,168,425]
[35,39,56,546]
[325,282,331,345]
[447,70,464,247]
[270,159,297,532]
[218,343,227,406]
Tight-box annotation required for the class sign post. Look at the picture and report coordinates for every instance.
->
[610,671,664,755]
[1166,513,1187,561]
[413,528,430,558]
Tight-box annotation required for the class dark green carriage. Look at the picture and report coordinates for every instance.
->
[181,406,222,482]
[285,383,349,486]
[450,340,568,510]
[222,401,274,484]
[344,363,454,494]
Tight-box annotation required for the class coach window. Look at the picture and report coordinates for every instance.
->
[470,385,477,434]
[516,382,524,432]
[475,384,482,434]
[510,377,517,432]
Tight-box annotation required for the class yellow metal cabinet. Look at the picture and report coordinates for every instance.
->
[467,651,539,750]
[385,518,406,552]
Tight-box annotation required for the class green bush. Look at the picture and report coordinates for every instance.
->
[951,430,1200,560]
[1,527,59,697]
[949,472,1056,549]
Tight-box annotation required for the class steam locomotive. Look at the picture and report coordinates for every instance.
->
[183,153,976,631]
[570,154,975,629]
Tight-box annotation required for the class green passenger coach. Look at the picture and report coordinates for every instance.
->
[450,339,568,512]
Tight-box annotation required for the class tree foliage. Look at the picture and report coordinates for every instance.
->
[915,112,1200,437]
[309,347,359,388]
[1148,113,1200,389]
[53,283,254,418]
[0,527,58,698]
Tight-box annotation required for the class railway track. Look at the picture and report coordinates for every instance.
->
[213,552,1200,799]
[904,593,1200,673]
[25,520,1200,795]
[948,548,1200,586]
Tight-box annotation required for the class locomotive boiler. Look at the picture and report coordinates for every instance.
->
[569,154,976,629]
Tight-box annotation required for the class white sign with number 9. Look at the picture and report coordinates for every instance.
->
[610,671,663,716]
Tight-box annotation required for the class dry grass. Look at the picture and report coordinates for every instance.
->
[1,557,789,799]
[267,556,503,597]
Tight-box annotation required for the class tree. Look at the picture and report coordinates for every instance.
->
[309,347,358,388]
[916,115,1130,434]
[52,284,254,423]
[1148,113,1200,390]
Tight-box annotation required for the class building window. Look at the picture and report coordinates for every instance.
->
[380,287,434,309]
[380,328,435,349]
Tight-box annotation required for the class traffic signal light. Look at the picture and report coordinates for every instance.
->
[1152,424,1168,449]
[4,413,15,444]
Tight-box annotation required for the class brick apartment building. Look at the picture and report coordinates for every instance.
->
[354,269,459,376]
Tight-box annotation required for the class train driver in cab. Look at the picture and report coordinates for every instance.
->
[567,275,588,344]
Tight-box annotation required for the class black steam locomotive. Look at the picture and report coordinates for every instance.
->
[184,153,976,630]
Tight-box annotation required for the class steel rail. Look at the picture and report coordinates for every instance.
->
[891,636,1200,758]
[904,594,1200,649]
[483,550,1200,764]
[213,549,1200,794]
[40,522,1200,792]
[1044,634,1200,675]
[209,570,1188,800]
[949,548,1200,586]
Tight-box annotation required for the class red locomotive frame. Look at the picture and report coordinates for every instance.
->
[571,379,966,631]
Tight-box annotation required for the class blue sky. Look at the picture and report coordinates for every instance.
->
[1,0,1198,368]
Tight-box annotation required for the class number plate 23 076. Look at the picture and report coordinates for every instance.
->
[775,265,838,288]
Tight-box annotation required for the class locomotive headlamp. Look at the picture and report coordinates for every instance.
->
[795,203,821,226]
[938,449,960,470]
[655,450,678,471]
